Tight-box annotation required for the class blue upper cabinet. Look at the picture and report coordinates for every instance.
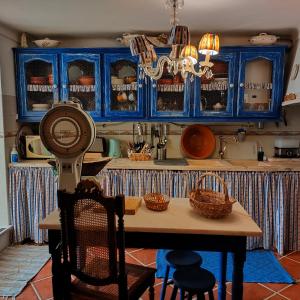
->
[16,53,59,121]
[194,52,236,118]
[149,50,192,119]
[236,48,285,119]
[60,53,101,119]
[103,53,144,119]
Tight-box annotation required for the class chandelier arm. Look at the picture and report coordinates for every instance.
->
[184,58,211,77]
[141,56,173,81]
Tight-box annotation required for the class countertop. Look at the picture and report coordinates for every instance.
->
[9,158,300,172]
[104,158,300,172]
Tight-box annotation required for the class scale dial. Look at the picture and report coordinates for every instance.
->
[40,104,95,158]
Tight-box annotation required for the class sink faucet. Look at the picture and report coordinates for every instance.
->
[219,136,226,159]
[218,135,238,159]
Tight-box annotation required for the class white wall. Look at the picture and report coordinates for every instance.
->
[0,23,18,226]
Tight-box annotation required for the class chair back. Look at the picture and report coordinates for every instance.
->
[58,180,126,288]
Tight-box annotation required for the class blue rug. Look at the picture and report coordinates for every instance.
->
[156,249,295,283]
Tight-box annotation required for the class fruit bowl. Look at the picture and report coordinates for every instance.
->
[33,38,61,48]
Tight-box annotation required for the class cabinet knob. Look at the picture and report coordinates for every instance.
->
[63,84,67,89]
[53,84,57,89]
[138,83,143,88]
[229,83,234,88]
[240,83,244,88]
[152,83,156,88]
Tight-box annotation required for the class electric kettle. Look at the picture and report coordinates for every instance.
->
[108,138,121,158]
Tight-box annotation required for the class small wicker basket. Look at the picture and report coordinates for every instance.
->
[128,152,152,161]
[143,193,170,211]
[189,172,236,219]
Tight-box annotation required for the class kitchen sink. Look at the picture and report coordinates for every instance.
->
[154,158,188,166]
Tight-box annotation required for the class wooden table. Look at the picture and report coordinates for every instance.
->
[40,198,262,300]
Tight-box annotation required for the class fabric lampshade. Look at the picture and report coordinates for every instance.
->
[198,33,220,56]
[181,45,198,64]
[168,25,190,46]
[130,35,152,56]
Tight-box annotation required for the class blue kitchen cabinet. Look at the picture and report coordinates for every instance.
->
[236,48,285,119]
[16,53,59,121]
[60,53,101,119]
[194,52,237,118]
[103,53,145,119]
[149,50,192,119]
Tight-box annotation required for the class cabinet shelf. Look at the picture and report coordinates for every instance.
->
[69,85,95,92]
[111,83,137,91]
[157,84,184,92]
[244,82,272,90]
[27,84,53,92]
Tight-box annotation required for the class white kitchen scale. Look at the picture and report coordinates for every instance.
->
[40,100,96,192]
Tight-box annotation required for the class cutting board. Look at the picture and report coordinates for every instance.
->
[125,197,142,215]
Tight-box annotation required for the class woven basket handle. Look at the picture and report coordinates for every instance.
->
[197,172,230,203]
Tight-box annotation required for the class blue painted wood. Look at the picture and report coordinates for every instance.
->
[237,49,285,118]
[103,53,145,118]
[14,45,286,122]
[60,53,102,119]
[17,53,59,120]
[194,52,236,118]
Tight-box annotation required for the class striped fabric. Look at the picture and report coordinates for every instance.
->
[100,169,300,255]
[9,166,58,244]
[8,165,300,254]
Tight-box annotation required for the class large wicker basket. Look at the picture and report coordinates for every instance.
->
[143,193,170,211]
[189,172,236,219]
[128,152,152,161]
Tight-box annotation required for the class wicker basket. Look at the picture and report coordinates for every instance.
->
[189,172,236,219]
[128,152,152,161]
[143,193,170,211]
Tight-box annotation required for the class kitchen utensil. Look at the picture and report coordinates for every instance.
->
[181,125,216,159]
[108,138,121,158]
[30,76,47,84]
[249,33,279,45]
[128,91,136,102]
[33,38,60,48]
[79,76,95,85]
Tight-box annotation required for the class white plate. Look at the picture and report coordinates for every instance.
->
[68,66,83,82]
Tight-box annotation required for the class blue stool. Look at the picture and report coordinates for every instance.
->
[171,267,216,300]
[160,250,202,300]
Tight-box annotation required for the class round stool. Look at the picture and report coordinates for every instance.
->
[171,267,216,300]
[160,250,202,300]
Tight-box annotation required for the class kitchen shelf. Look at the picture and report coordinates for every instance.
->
[27,84,53,92]
[69,84,95,92]
[111,83,137,91]
[157,84,184,92]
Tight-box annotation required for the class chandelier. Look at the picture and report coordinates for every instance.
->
[130,0,220,81]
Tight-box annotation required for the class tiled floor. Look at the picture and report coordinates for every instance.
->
[7,249,300,300]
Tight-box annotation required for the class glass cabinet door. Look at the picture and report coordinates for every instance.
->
[150,59,191,118]
[237,52,283,118]
[194,53,236,117]
[61,53,101,118]
[18,53,59,118]
[104,54,144,118]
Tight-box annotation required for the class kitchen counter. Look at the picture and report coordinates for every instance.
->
[104,158,300,171]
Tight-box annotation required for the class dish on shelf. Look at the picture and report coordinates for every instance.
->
[118,65,136,78]
[30,76,47,85]
[32,103,50,111]
[158,78,173,85]
[124,76,136,84]
[68,65,83,82]
[180,124,216,159]
[111,77,124,84]
[249,33,279,45]
[33,38,61,48]
[48,74,53,85]
[79,76,95,85]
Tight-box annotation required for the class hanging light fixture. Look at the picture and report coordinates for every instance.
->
[130,0,220,81]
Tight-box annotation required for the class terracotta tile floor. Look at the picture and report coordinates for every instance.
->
[5,249,300,300]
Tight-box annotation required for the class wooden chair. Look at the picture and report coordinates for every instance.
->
[58,180,156,300]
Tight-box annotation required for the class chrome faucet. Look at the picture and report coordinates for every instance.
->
[218,135,238,159]
[218,136,226,159]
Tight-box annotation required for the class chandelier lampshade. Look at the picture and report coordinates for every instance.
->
[198,33,220,56]
[181,44,198,64]
[168,25,190,45]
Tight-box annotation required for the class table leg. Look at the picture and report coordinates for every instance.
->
[231,239,246,300]
[218,251,227,300]
[48,230,64,300]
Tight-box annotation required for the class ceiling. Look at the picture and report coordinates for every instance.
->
[0,0,299,38]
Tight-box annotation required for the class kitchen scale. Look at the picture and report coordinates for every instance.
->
[40,100,96,192]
